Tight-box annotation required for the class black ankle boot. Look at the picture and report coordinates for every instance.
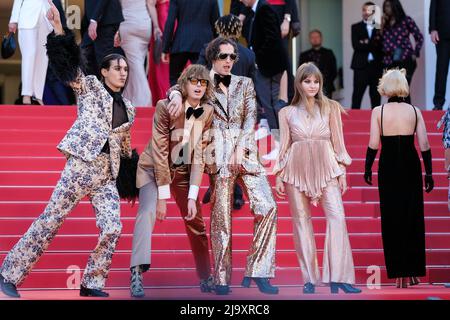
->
[0,274,20,298]
[241,277,279,294]
[330,282,362,294]
[80,285,109,297]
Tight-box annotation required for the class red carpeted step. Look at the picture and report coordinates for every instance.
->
[0,143,446,157]
[0,201,448,218]
[2,250,448,271]
[1,186,448,202]
[0,157,441,172]
[2,171,449,188]
[1,217,449,236]
[0,106,449,291]
[0,129,446,144]
[12,267,450,289]
[1,234,449,252]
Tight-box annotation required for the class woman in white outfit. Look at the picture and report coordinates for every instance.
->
[117,0,153,107]
[8,0,53,105]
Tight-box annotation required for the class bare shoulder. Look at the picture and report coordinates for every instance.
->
[371,105,382,118]
[413,105,423,115]
[372,105,382,113]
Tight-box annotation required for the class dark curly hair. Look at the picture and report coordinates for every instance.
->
[215,14,243,39]
[205,37,239,65]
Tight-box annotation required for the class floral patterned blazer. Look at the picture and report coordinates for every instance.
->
[46,28,135,179]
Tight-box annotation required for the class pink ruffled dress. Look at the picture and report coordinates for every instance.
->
[273,102,351,206]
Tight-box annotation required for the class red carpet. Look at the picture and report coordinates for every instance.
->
[0,105,449,299]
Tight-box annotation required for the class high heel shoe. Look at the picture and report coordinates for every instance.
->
[241,277,279,294]
[215,285,230,295]
[409,277,420,286]
[303,282,315,294]
[330,282,362,294]
[396,278,408,288]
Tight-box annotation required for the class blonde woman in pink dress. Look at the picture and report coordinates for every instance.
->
[274,62,361,295]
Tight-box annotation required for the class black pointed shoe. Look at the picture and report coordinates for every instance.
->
[215,285,230,295]
[200,275,215,293]
[0,274,20,298]
[303,282,315,294]
[241,277,279,294]
[80,285,109,297]
[330,282,362,294]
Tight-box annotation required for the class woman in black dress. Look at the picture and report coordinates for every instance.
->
[364,69,434,288]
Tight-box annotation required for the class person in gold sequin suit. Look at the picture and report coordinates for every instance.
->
[167,37,278,295]
[274,63,361,295]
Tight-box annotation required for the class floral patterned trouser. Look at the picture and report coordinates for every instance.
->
[0,153,122,290]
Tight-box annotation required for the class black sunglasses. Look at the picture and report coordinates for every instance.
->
[188,77,209,87]
[217,53,237,61]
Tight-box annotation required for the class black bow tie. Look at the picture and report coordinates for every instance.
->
[214,74,231,88]
[186,106,204,120]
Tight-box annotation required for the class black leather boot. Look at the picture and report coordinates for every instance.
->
[0,274,20,298]
[80,285,109,297]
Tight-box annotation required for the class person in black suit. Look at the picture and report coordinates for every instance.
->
[299,29,337,98]
[81,0,125,76]
[240,0,290,160]
[197,14,256,210]
[162,0,220,86]
[233,0,299,111]
[231,0,300,43]
[430,0,450,110]
[350,2,383,109]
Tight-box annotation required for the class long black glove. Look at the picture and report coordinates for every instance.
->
[364,147,378,185]
[421,149,434,193]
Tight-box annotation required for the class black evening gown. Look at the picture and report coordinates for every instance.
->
[377,104,426,279]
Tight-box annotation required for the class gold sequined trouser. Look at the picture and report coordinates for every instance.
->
[284,178,356,285]
[210,171,277,286]
[0,153,122,290]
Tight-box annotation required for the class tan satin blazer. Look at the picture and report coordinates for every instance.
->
[136,99,214,189]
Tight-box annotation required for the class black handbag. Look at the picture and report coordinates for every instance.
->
[1,32,16,59]
[153,33,163,65]
[116,148,140,202]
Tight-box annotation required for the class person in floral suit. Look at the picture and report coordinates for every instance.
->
[0,1,135,298]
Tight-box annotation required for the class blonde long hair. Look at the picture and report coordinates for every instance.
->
[291,62,345,116]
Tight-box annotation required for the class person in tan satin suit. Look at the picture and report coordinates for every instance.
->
[166,37,278,296]
[129,64,215,297]
[274,62,361,295]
